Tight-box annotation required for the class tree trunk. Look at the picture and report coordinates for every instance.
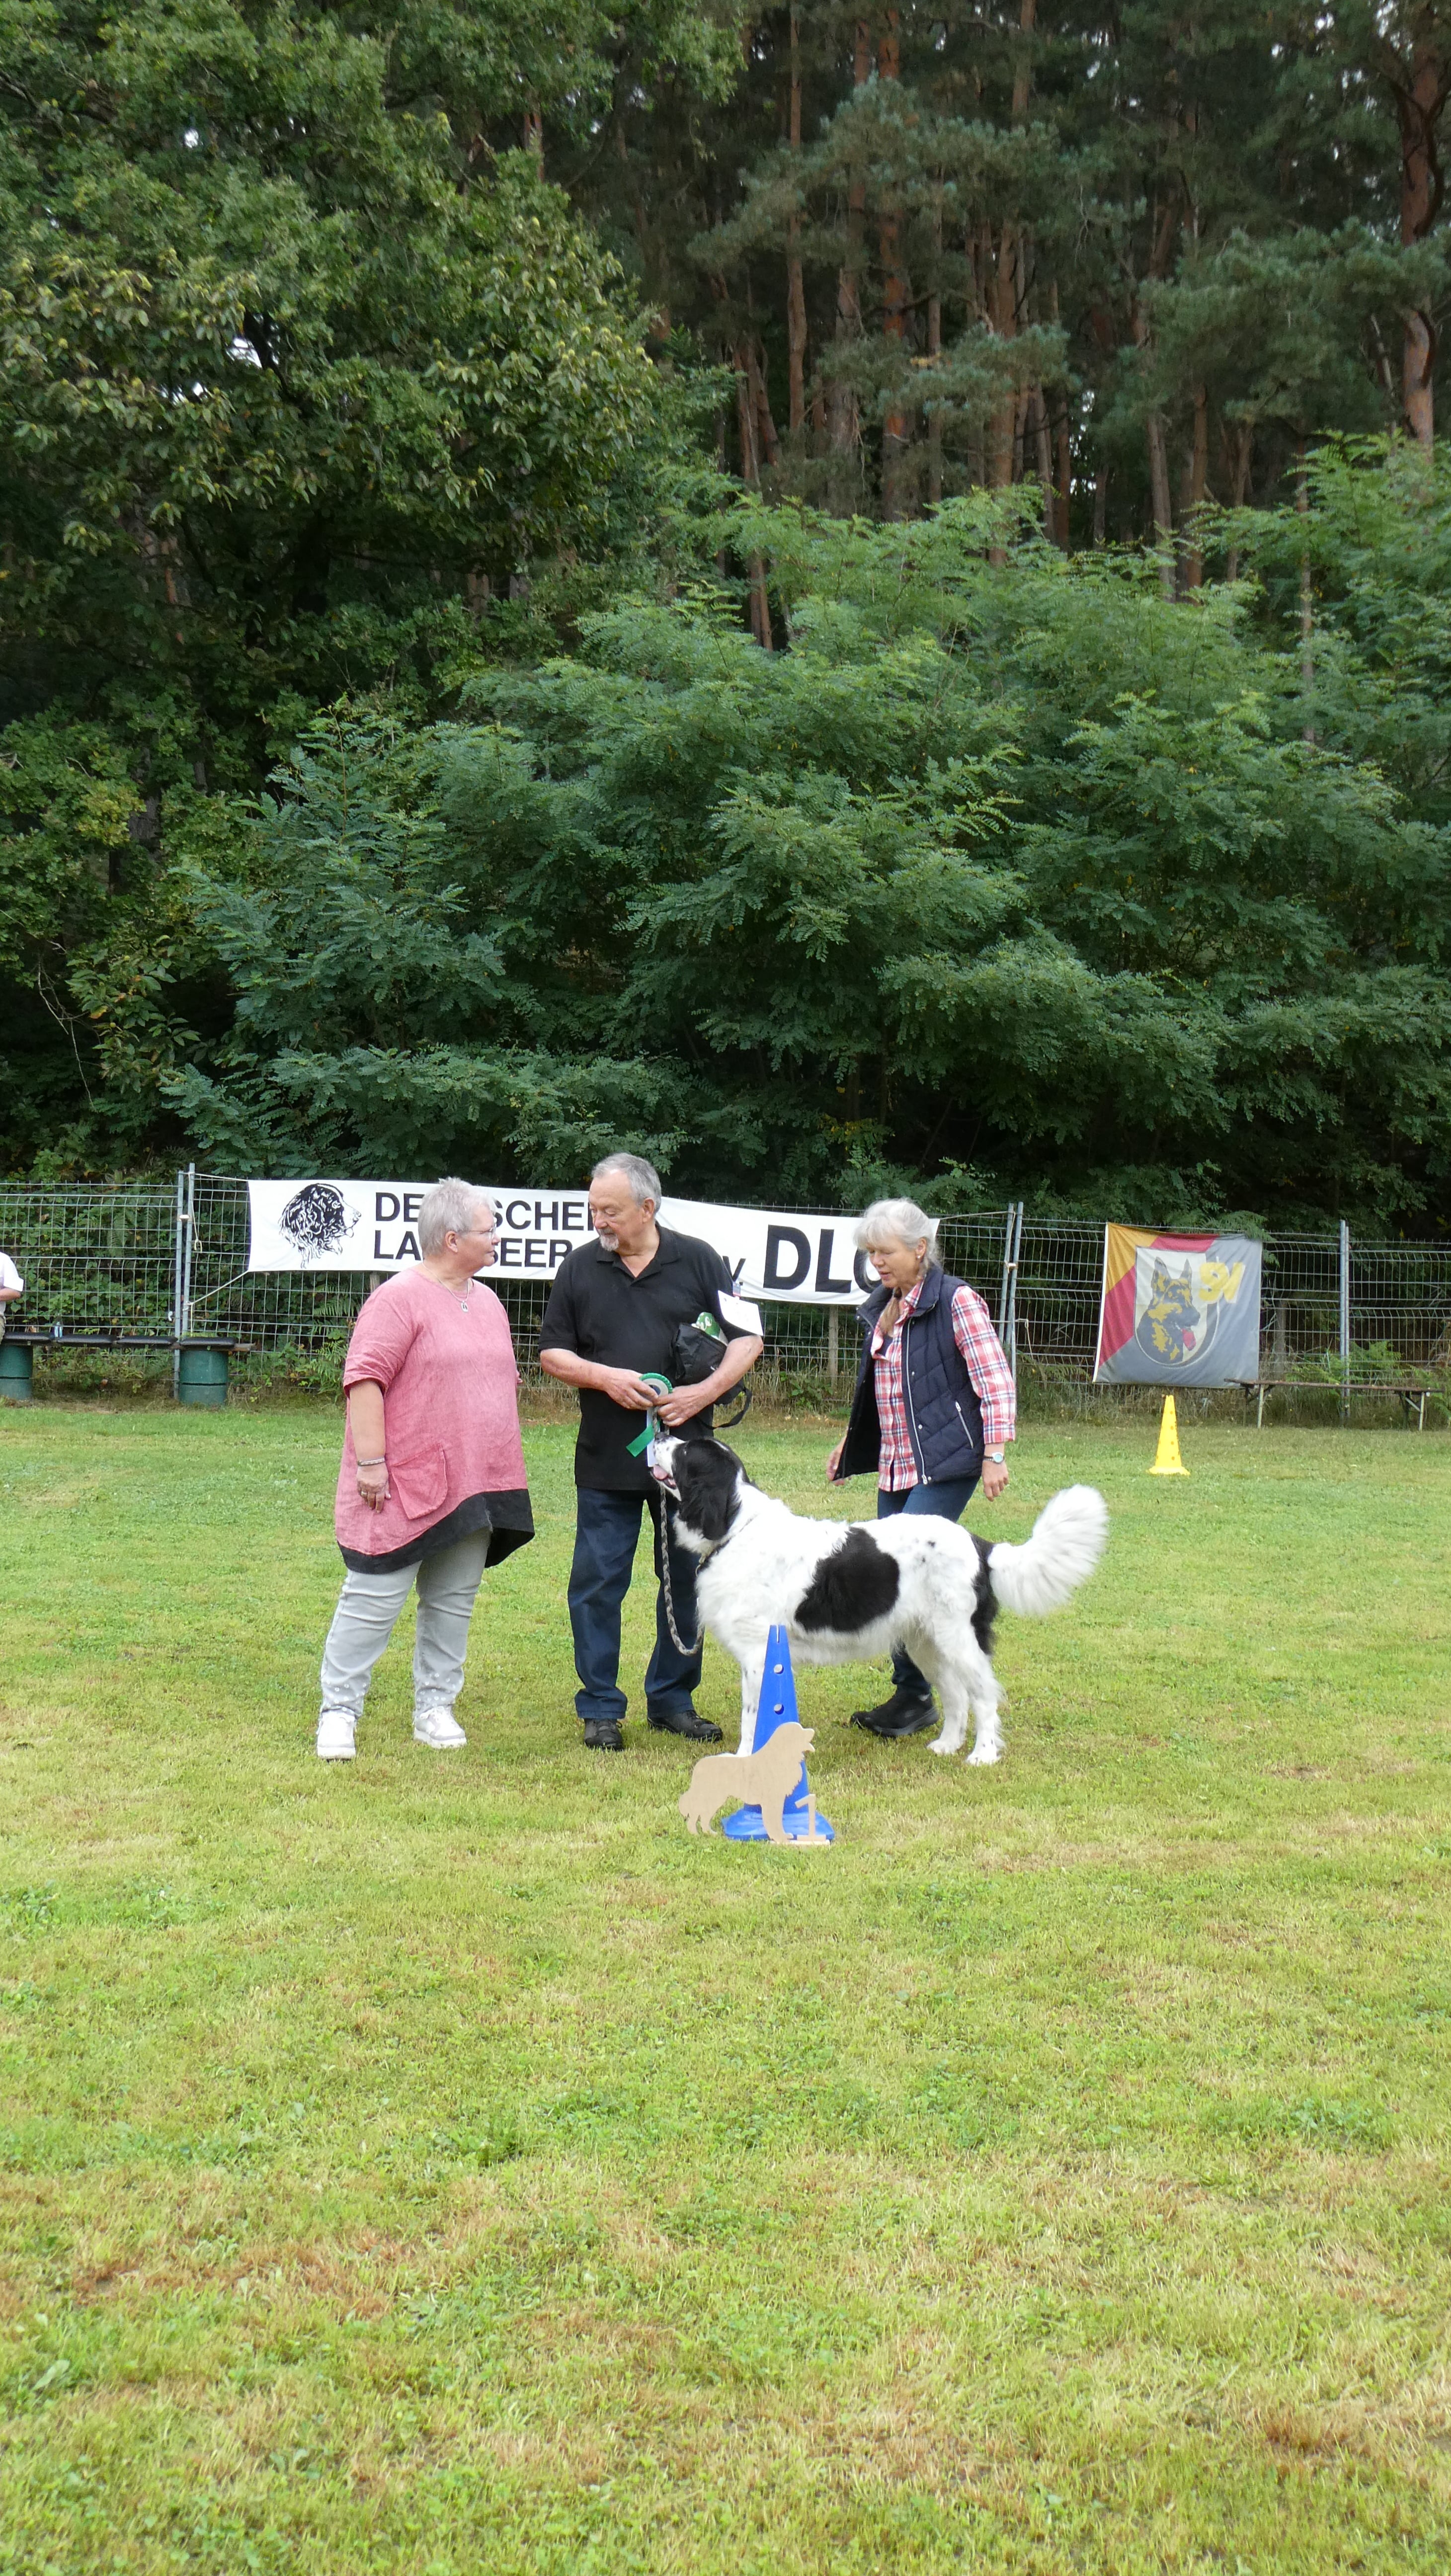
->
[987,228,1017,491]
[1183,382,1209,589]
[524,108,544,170]
[1224,419,1253,579]
[1029,388,1052,535]
[1296,435,1313,741]
[1053,403,1072,546]
[734,347,760,486]
[880,212,909,514]
[735,347,773,650]
[1391,31,1449,447]
[1129,199,1179,599]
[984,0,1036,522]
[786,9,806,435]
[749,341,780,469]
[1047,283,1070,547]
[1145,412,1173,593]
[878,11,909,517]
[927,242,943,508]
[1092,467,1107,548]
[828,16,873,460]
[1012,0,1036,117]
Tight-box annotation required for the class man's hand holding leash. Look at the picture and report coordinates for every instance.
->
[656,1367,738,1429]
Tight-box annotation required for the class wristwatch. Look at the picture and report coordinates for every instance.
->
[985,1449,1005,1463]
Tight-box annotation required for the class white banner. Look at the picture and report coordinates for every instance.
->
[245,1180,879,1306]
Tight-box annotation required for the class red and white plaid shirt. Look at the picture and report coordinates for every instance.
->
[872,1277,1016,1492]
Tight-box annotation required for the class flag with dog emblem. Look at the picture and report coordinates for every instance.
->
[1094,1228,1262,1386]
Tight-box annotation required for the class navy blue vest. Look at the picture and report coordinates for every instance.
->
[836,1267,986,1486]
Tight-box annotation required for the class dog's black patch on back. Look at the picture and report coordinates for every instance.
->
[969,1533,997,1656]
[796,1527,900,1633]
[671,1439,748,1548]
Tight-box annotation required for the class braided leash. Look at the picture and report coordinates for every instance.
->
[656,1496,703,1656]
[626,1334,748,1657]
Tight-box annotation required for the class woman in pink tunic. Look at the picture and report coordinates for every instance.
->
[317,1178,532,1761]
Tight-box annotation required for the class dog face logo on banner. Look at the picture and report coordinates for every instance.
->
[1097,1229,1260,1386]
[277,1183,362,1264]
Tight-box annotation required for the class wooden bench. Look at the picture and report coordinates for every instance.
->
[0,1333,237,1408]
[1249,1378,1443,1430]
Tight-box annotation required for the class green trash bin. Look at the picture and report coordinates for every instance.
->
[0,1339,33,1402]
[178,1344,229,1409]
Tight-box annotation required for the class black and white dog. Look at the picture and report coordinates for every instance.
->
[650,1436,1107,1765]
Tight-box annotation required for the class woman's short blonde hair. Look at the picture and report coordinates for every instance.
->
[418,1177,493,1256]
[853,1198,940,1264]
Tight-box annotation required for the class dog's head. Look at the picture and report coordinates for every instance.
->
[766,1720,814,1759]
[649,1434,751,1551]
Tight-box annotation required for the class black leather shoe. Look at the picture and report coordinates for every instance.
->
[647,1708,725,1743]
[583,1717,625,1752]
[851,1691,937,1741]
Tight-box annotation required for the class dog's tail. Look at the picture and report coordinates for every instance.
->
[986,1484,1107,1616]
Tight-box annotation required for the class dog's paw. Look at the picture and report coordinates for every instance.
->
[966,1746,1001,1766]
[927,1731,957,1758]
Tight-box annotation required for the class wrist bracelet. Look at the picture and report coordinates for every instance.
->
[356,1454,387,1468]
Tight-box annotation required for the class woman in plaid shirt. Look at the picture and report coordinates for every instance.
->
[827,1198,1016,1740]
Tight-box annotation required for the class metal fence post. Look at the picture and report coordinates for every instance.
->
[171,1169,185,1398]
[1350,1210,1361,1422]
[172,1164,196,1400]
[998,1201,1023,1379]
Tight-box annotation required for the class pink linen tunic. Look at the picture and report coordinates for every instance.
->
[335,1270,528,1565]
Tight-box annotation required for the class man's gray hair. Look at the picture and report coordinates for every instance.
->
[854,1197,940,1264]
[591,1151,662,1208]
[418,1177,492,1257]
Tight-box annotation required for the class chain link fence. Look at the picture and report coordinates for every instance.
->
[1,1174,1448,1412]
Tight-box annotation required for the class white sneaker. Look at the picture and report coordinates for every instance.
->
[413,1708,467,1750]
[317,1710,357,1761]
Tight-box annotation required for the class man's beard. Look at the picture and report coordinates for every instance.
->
[594,1224,619,1250]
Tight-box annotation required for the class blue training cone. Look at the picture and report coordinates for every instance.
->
[722,1624,835,1844]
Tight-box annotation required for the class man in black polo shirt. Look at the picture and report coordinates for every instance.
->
[539,1153,763,1752]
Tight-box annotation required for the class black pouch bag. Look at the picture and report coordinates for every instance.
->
[669,1312,752,1432]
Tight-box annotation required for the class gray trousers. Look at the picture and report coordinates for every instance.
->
[319,1533,489,1721]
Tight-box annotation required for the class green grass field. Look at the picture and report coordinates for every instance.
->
[1,1403,1449,2575]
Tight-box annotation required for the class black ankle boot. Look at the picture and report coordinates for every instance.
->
[850,1688,937,1740]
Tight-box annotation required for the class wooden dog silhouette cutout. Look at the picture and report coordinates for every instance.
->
[678,1722,815,1845]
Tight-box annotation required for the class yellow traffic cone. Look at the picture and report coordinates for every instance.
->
[1148,1392,1189,1476]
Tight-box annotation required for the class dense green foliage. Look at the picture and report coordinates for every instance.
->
[161,462,1451,1226]
[564,1,1451,532]
[2,4,1451,1224]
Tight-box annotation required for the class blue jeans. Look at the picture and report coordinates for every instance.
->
[568,1487,703,1726]
[877,1474,980,1700]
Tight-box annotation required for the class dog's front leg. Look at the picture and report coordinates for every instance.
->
[735,1650,765,1757]
[928,1670,970,1759]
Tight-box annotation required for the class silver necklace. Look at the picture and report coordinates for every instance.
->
[430,1273,472,1314]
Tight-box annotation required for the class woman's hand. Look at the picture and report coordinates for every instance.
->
[825,1440,845,1484]
[348,1380,390,1510]
[980,1458,1009,1501]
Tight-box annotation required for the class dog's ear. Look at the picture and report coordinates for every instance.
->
[710,1440,753,1488]
[670,1438,742,1545]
